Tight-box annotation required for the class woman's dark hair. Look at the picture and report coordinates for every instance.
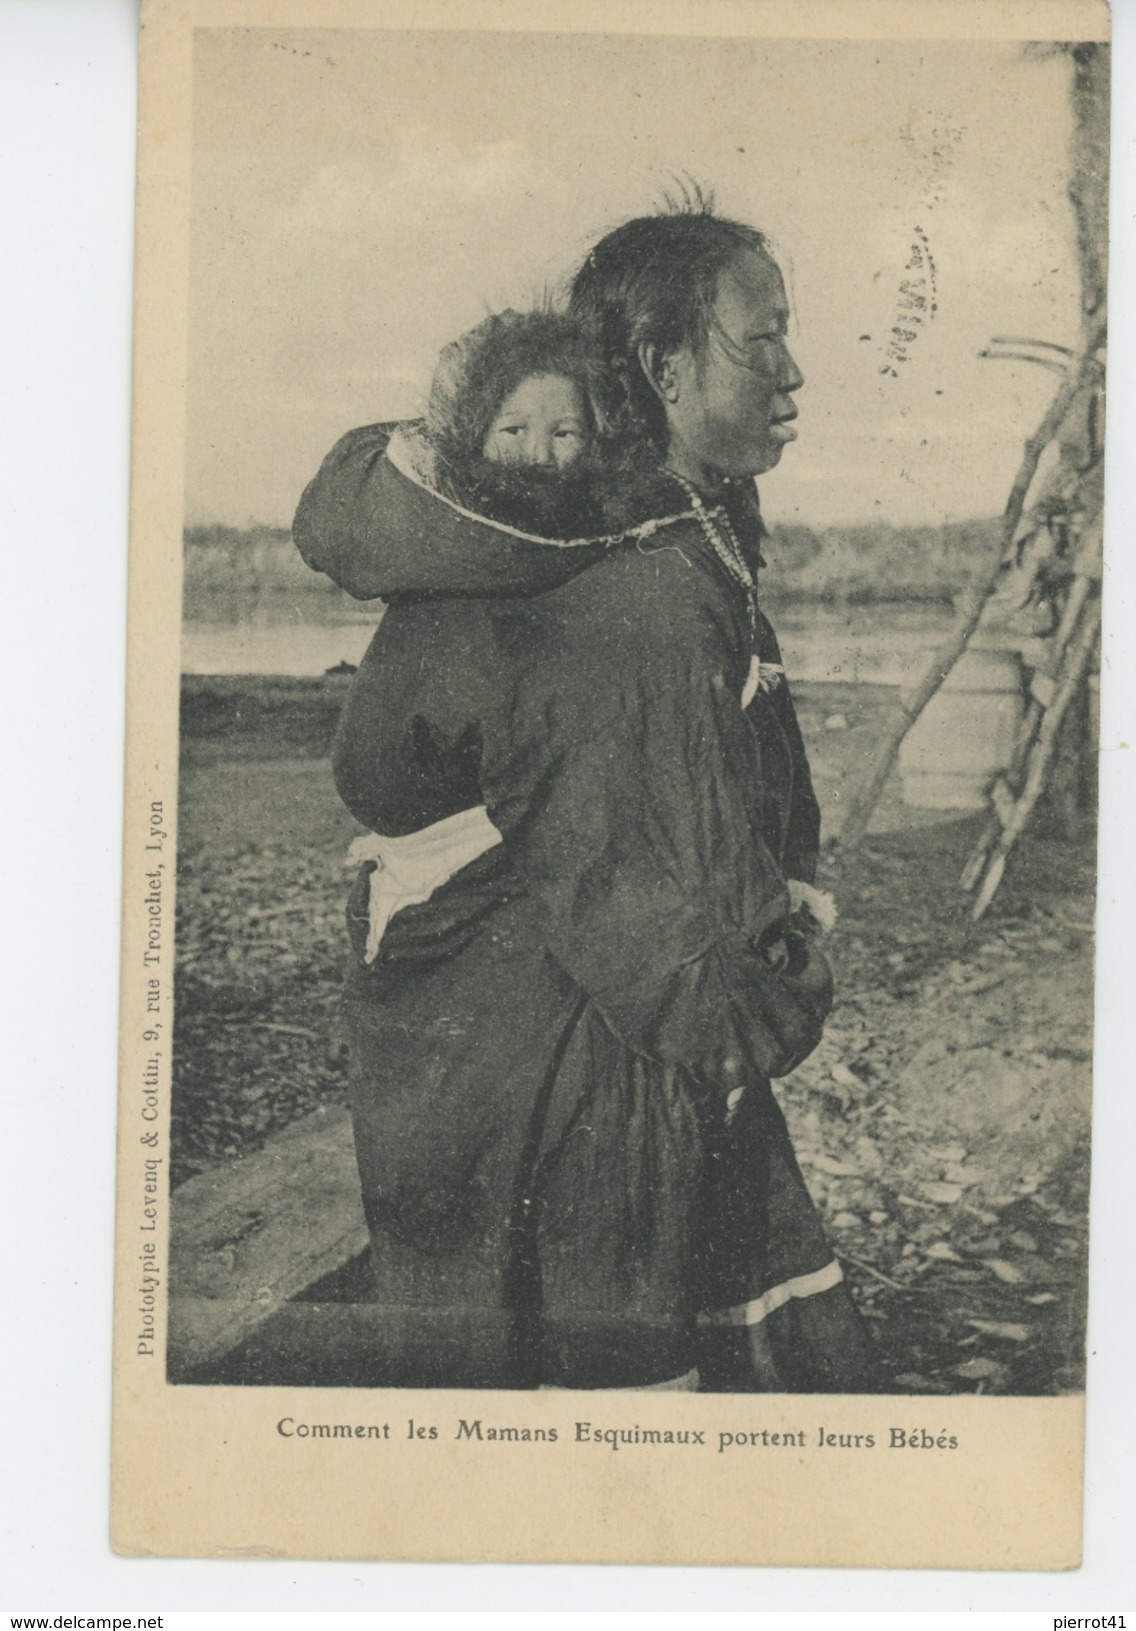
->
[568,194,770,451]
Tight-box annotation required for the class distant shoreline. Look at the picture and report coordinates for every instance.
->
[183,517,1003,619]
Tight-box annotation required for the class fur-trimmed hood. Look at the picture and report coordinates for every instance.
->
[293,419,704,602]
[426,309,613,478]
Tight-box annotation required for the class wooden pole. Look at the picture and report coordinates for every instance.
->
[828,337,1101,858]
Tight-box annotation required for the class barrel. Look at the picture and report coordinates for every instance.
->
[898,643,1025,811]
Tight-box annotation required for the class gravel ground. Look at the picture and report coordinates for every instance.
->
[173,675,1094,1394]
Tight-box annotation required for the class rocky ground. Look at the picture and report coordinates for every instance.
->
[173,675,1095,1395]
[782,815,1092,1396]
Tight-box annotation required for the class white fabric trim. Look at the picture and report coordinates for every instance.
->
[541,1369,701,1394]
[386,423,692,550]
[741,655,786,710]
[348,806,503,963]
[698,1259,844,1329]
[786,878,838,934]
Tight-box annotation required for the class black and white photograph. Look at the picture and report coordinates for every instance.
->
[109,0,1109,1566]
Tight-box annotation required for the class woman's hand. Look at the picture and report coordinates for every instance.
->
[770,939,833,1077]
[790,938,834,1022]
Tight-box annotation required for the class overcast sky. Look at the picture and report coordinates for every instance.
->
[185,28,1086,531]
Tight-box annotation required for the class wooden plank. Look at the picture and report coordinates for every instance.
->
[168,1300,515,1390]
[168,1104,369,1374]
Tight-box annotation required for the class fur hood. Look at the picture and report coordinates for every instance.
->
[389,421,707,539]
[291,417,772,603]
[294,419,702,602]
[426,309,613,478]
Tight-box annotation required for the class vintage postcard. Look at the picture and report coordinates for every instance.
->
[113,0,1108,1565]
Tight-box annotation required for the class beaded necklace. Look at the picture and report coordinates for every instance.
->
[668,470,758,640]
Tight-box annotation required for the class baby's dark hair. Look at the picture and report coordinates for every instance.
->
[426,308,610,478]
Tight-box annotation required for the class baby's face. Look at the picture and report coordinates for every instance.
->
[482,374,590,471]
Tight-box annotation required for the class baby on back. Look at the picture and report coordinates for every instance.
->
[423,308,610,539]
[345,309,614,961]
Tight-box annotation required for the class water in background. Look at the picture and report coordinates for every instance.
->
[181,601,956,688]
[183,618,378,679]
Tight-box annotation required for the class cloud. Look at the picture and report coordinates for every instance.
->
[277,127,535,244]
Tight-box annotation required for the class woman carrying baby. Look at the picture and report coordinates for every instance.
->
[294,201,876,1393]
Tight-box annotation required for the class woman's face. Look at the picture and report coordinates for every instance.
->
[482,375,591,471]
[657,249,804,486]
